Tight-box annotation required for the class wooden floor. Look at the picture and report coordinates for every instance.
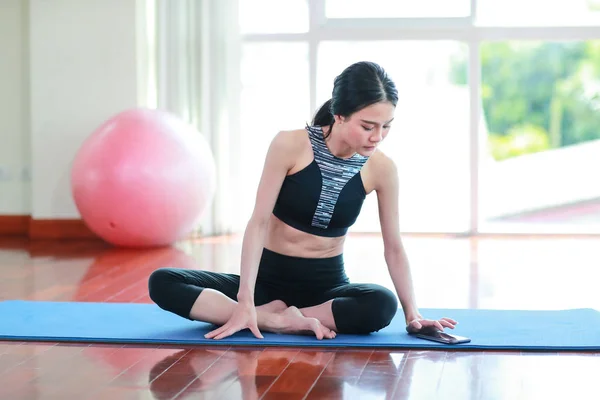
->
[1,233,599,399]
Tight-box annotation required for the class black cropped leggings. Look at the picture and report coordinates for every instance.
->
[148,248,398,334]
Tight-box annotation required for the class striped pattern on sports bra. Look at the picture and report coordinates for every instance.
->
[306,125,368,229]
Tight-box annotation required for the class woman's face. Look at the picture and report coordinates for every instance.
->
[335,101,395,157]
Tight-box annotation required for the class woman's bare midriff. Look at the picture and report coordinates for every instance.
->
[263,214,346,259]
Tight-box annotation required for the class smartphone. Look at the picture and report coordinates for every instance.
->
[411,327,471,345]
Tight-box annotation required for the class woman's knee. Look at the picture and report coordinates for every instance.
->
[148,267,205,320]
[366,285,398,331]
[333,284,398,334]
[148,268,180,306]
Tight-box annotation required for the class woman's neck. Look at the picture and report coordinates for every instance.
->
[323,124,355,159]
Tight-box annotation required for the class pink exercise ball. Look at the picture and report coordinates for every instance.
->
[71,108,216,248]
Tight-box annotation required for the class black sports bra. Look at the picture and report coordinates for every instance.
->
[272,126,369,237]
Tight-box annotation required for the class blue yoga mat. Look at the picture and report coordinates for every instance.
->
[0,300,598,351]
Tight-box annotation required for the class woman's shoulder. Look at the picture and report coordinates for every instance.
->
[278,127,311,139]
[270,128,310,152]
[368,148,399,190]
[370,148,397,170]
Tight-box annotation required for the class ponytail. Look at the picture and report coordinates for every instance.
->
[312,99,335,127]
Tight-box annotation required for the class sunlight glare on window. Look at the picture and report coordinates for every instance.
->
[237,43,310,229]
[239,0,309,33]
[326,0,470,18]
[477,0,600,26]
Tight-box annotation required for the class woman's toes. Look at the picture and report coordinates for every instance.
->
[319,324,335,339]
[309,319,325,340]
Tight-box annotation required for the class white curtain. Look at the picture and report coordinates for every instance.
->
[154,0,241,236]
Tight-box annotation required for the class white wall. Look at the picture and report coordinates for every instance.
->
[0,0,154,218]
[0,0,30,215]
[29,0,154,219]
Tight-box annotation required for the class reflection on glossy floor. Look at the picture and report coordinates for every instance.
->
[1,234,599,399]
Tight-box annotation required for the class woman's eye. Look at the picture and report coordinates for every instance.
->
[362,126,373,131]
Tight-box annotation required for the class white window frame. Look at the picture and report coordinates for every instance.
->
[240,0,600,235]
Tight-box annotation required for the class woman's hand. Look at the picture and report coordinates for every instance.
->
[205,301,263,340]
[406,316,458,333]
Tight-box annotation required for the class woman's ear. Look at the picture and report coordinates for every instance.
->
[333,114,345,125]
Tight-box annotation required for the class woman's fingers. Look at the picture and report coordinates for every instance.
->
[407,317,459,334]
[206,322,262,340]
[439,319,456,329]
[441,317,458,325]
[213,327,240,340]
[248,324,264,339]
[410,320,423,330]
[418,319,447,331]
[205,322,241,339]
[406,320,422,333]
[205,324,228,339]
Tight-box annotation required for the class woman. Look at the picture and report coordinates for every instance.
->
[148,61,457,340]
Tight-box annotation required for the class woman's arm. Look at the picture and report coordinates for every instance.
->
[205,130,297,340]
[237,131,297,303]
[373,153,421,324]
[373,152,456,332]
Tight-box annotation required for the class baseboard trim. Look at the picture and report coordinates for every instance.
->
[28,218,97,240]
[0,215,30,236]
[0,215,98,240]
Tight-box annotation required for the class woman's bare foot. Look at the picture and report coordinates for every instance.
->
[256,300,288,314]
[270,306,336,340]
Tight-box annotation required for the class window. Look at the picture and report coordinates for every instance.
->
[238,1,600,234]
[237,42,310,228]
[477,0,600,26]
[325,0,470,18]
[239,0,308,33]
[477,40,600,233]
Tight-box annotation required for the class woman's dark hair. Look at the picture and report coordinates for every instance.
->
[311,61,398,137]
